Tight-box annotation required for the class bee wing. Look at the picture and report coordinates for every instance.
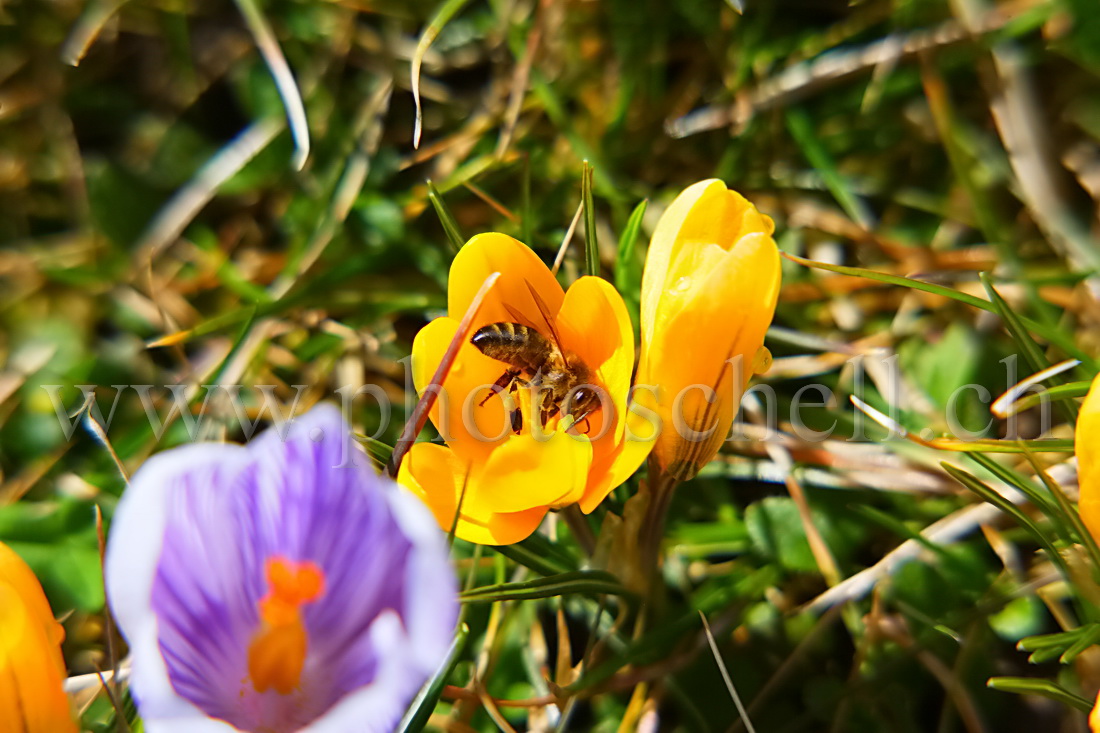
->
[523,280,567,354]
[502,301,530,326]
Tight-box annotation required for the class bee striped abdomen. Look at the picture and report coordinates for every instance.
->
[471,322,553,373]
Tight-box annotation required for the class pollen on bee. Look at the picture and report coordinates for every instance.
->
[247,557,326,695]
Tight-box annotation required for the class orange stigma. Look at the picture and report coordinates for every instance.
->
[247,557,325,695]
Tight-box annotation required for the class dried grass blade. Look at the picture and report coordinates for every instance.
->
[412,0,474,149]
[234,0,310,170]
[699,611,757,733]
[387,271,500,476]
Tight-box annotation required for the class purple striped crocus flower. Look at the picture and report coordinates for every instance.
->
[106,404,458,732]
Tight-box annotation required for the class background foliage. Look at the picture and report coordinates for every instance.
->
[3,0,1100,730]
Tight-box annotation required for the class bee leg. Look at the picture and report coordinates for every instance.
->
[577,416,592,435]
[479,369,521,407]
[510,407,523,434]
[537,389,556,429]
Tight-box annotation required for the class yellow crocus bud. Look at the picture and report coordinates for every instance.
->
[0,541,77,733]
[1077,373,1100,543]
[635,179,781,481]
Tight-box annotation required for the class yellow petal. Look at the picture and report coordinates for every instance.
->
[1077,373,1100,544]
[640,181,729,334]
[0,579,75,733]
[448,233,564,329]
[0,543,65,668]
[397,442,547,545]
[578,404,658,513]
[555,276,634,445]
[411,316,515,463]
[640,180,775,338]
[465,428,593,516]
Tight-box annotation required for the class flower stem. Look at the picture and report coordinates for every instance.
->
[638,456,680,592]
[562,504,597,557]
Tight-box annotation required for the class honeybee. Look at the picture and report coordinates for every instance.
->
[470,286,601,435]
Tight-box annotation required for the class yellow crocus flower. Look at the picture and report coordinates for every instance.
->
[398,233,653,545]
[0,541,76,733]
[635,179,781,481]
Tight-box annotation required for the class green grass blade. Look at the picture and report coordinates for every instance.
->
[784,252,995,309]
[396,623,470,733]
[1018,448,1100,570]
[917,439,1074,454]
[460,570,633,603]
[941,463,1064,567]
[783,252,1091,364]
[1060,623,1100,663]
[493,533,577,576]
[1018,628,1084,651]
[966,453,1062,520]
[582,160,599,277]
[980,272,1054,372]
[521,152,532,245]
[785,106,873,229]
[566,568,778,694]
[987,677,1093,712]
[1008,381,1091,414]
[981,273,1078,423]
[353,433,394,472]
[426,179,465,252]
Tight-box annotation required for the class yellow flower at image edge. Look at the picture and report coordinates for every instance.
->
[636,179,781,481]
[0,541,76,733]
[1077,373,1100,544]
[398,233,655,545]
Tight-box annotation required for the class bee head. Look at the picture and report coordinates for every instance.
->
[565,385,602,425]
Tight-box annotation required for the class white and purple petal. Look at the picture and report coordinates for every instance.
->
[106,404,459,733]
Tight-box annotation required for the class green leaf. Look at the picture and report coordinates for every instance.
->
[744,496,861,574]
[396,623,470,733]
[901,322,980,409]
[614,198,647,297]
[987,677,1093,712]
[1018,625,1100,664]
[988,596,1047,643]
[493,532,577,576]
[1019,449,1100,570]
[0,500,105,612]
[746,497,816,573]
[460,570,632,603]
[980,276,1058,369]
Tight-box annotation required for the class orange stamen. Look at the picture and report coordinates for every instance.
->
[247,557,325,695]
